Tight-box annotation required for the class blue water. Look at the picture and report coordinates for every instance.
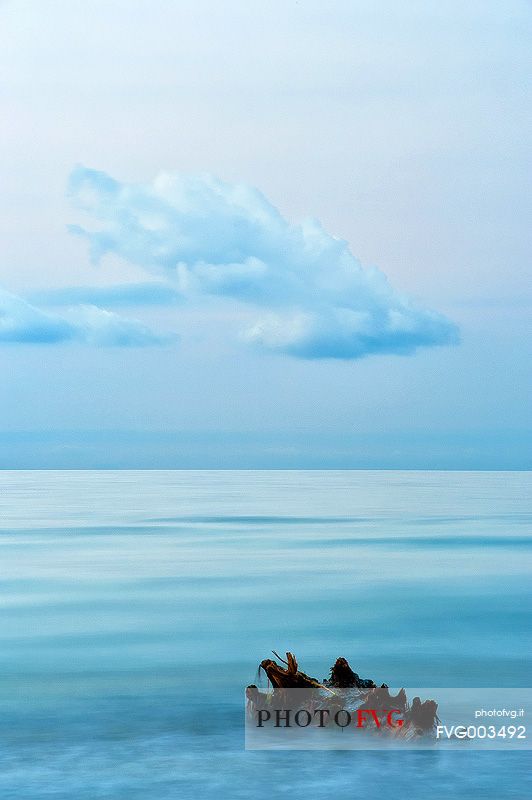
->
[0,470,530,798]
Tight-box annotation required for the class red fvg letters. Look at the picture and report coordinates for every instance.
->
[356,709,404,728]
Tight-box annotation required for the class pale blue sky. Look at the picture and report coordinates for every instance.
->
[0,0,530,467]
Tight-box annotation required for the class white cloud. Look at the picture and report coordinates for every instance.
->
[0,287,173,347]
[68,165,459,359]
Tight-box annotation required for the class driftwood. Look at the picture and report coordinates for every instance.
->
[249,652,439,736]
[259,652,323,689]
[258,652,381,690]
[326,656,380,689]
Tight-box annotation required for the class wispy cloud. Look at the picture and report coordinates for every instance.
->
[27,281,182,308]
[0,287,174,346]
[68,165,459,359]
[0,288,73,344]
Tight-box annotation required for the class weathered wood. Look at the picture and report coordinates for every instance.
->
[259,652,323,689]
[250,652,439,736]
[326,656,378,688]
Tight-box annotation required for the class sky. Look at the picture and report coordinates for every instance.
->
[0,0,530,468]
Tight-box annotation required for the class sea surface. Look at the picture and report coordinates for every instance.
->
[0,470,530,798]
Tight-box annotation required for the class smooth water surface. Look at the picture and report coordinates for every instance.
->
[0,470,530,798]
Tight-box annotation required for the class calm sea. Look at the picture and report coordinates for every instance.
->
[0,470,530,798]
